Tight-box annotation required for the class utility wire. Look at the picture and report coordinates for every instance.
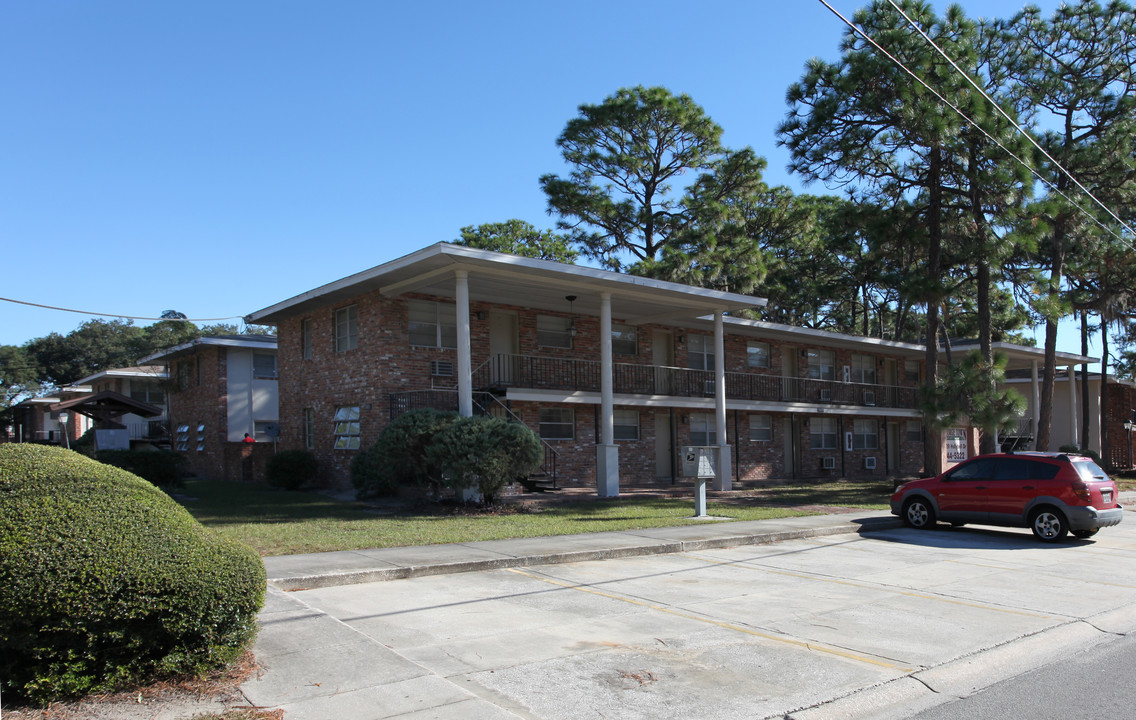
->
[884,0,1136,242]
[0,296,244,323]
[813,0,1136,253]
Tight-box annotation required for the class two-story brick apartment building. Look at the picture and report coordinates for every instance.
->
[141,335,279,481]
[246,243,935,494]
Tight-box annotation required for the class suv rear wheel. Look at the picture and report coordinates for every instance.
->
[903,497,935,529]
[1030,507,1069,542]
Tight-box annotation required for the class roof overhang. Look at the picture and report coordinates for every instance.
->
[141,336,278,364]
[49,390,163,424]
[73,366,167,387]
[245,243,768,327]
[949,341,1095,371]
[720,317,927,356]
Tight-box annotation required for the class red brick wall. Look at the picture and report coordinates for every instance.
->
[272,289,927,489]
[1103,383,1136,470]
[166,347,230,480]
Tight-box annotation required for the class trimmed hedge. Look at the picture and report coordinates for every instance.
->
[266,449,318,490]
[0,445,266,704]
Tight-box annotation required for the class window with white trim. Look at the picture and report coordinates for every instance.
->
[747,341,771,369]
[749,414,772,442]
[690,413,717,445]
[253,352,277,379]
[852,418,878,449]
[688,335,714,371]
[130,382,165,405]
[537,315,572,349]
[196,423,206,452]
[409,299,457,348]
[301,318,313,359]
[611,324,637,355]
[333,406,361,449]
[807,349,835,380]
[904,360,920,382]
[335,305,358,353]
[849,354,876,384]
[254,420,274,441]
[810,417,837,449]
[176,424,190,452]
[906,420,923,443]
[303,408,315,450]
[613,409,639,440]
[539,408,574,439]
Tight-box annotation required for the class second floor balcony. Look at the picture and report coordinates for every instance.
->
[473,353,919,410]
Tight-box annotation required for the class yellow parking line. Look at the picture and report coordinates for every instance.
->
[506,567,913,671]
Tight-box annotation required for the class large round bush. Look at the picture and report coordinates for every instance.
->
[266,449,318,490]
[0,444,266,704]
[352,408,460,498]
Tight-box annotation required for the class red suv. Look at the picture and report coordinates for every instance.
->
[891,452,1124,542]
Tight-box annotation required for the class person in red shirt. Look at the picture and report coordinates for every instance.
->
[241,433,255,443]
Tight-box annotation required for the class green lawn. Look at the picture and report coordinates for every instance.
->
[174,477,894,557]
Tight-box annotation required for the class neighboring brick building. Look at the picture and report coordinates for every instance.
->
[246,243,937,493]
[142,336,279,482]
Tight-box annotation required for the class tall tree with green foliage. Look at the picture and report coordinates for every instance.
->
[0,345,40,411]
[455,219,578,263]
[779,1,982,474]
[25,319,146,387]
[1006,0,1136,449]
[541,85,771,291]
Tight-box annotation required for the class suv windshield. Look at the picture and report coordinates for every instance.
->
[1074,460,1109,482]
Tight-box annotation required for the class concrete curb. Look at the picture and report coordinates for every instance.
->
[267,515,904,591]
[786,613,1131,720]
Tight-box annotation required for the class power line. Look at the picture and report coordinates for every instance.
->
[813,0,1136,254]
[0,296,245,323]
[884,0,1136,241]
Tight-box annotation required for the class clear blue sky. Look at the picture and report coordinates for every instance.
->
[4,1,1091,362]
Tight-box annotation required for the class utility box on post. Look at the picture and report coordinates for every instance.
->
[681,446,717,517]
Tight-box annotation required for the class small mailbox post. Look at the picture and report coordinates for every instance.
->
[681,446,717,518]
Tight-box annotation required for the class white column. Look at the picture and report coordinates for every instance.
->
[596,292,619,497]
[713,310,732,491]
[1068,364,1079,448]
[1031,360,1040,450]
[599,293,614,446]
[455,270,473,418]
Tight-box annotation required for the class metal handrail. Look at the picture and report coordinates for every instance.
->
[473,353,919,409]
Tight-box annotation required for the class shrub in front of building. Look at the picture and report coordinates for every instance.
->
[352,408,461,498]
[95,448,188,488]
[0,444,265,705]
[265,449,318,490]
[425,416,543,503]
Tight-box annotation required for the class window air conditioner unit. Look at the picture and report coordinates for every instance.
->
[430,360,454,377]
[822,456,836,470]
[819,388,831,402]
[863,391,875,406]
[864,456,877,470]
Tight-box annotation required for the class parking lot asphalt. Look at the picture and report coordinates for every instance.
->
[242,495,1136,719]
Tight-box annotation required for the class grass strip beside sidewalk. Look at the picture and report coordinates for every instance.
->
[175,478,894,557]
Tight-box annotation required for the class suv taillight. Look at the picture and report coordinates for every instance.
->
[1071,481,1092,502]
